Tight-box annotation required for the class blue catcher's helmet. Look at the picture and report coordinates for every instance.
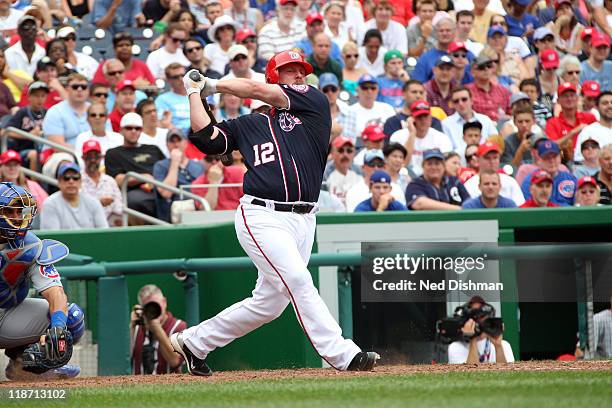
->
[0,182,37,247]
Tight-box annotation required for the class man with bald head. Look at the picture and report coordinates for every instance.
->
[103,59,148,112]
[306,32,343,83]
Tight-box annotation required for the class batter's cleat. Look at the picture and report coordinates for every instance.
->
[347,351,381,371]
[40,364,81,380]
[170,332,212,376]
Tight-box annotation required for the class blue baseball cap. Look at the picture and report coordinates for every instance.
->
[319,73,339,90]
[364,149,385,165]
[370,170,392,184]
[487,26,506,38]
[358,74,377,86]
[435,55,454,67]
[537,140,560,157]
[513,0,530,6]
[423,149,445,161]
[57,162,80,178]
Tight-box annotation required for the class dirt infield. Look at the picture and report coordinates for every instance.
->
[1,360,610,388]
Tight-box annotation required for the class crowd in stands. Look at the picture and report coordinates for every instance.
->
[0,0,610,228]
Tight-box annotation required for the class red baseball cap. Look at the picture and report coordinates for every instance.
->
[361,124,385,141]
[82,139,102,155]
[477,141,501,157]
[539,49,559,69]
[410,100,431,118]
[0,150,21,165]
[531,170,553,185]
[558,81,577,95]
[236,28,256,43]
[581,27,597,41]
[578,176,598,189]
[332,135,355,148]
[591,32,611,48]
[581,80,601,98]
[116,79,136,92]
[306,12,323,26]
[279,0,297,5]
[448,41,468,54]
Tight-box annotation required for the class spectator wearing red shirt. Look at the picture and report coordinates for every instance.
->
[520,170,559,208]
[545,82,597,161]
[91,32,156,88]
[18,57,66,109]
[467,55,511,122]
[108,80,137,132]
[192,152,246,210]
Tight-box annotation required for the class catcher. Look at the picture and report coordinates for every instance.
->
[0,182,84,380]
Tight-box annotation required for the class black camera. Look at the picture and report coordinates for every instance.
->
[436,302,503,343]
[133,301,162,325]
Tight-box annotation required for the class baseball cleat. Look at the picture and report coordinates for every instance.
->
[347,351,381,371]
[170,332,212,376]
[40,364,81,380]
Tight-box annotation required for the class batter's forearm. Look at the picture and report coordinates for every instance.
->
[216,79,287,109]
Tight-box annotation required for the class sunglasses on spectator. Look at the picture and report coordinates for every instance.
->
[241,37,257,44]
[20,24,37,31]
[167,74,185,80]
[338,147,354,154]
[344,53,359,59]
[322,86,338,93]
[62,174,81,182]
[491,20,506,26]
[170,37,185,44]
[452,97,469,103]
[540,36,555,42]
[566,70,581,75]
[185,45,203,53]
[476,63,494,70]
[232,55,247,62]
[124,126,142,131]
[107,70,124,76]
[85,153,101,160]
[360,85,378,91]
[64,34,76,41]
[70,83,88,90]
[452,52,467,59]
[89,112,106,118]
[93,92,108,98]
[366,161,385,168]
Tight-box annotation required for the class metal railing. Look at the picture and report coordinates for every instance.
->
[120,171,211,226]
[3,127,76,155]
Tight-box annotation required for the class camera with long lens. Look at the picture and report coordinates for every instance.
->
[436,302,503,343]
[133,301,162,325]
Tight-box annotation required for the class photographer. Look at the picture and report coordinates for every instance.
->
[130,284,187,374]
[447,296,515,364]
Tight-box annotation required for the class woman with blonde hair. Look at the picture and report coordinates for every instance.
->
[341,41,368,96]
[480,47,517,92]
[547,1,584,56]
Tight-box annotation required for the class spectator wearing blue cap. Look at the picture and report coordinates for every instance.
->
[319,73,348,136]
[40,163,109,230]
[354,170,408,212]
[462,169,517,209]
[376,49,408,110]
[343,74,395,143]
[521,140,577,206]
[405,149,470,210]
[345,149,406,211]
[503,0,540,39]
[424,55,457,116]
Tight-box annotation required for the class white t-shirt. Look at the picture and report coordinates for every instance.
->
[139,128,169,157]
[505,36,532,59]
[0,9,24,38]
[574,122,612,162]
[448,338,515,364]
[356,46,387,77]
[74,131,123,156]
[345,101,396,142]
[74,51,100,80]
[442,112,499,156]
[464,173,526,206]
[146,47,190,79]
[204,42,232,75]
[358,19,408,55]
[390,127,453,176]
[345,180,406,212]
[326,169,363,210]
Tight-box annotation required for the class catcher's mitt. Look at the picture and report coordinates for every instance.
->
[21,327,73,374]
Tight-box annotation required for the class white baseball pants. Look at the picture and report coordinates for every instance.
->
[183,196,361,370]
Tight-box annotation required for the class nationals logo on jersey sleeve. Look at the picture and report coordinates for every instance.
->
[39,264,60,279]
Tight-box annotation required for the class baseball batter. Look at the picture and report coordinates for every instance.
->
[0,182,84,380]
[170,51,380,375]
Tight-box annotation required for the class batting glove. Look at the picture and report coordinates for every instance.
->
[183,69,217,96]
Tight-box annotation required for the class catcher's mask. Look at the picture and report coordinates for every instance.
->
[0,182,37,247]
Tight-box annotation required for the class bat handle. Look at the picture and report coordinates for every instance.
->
[189,71,202,82]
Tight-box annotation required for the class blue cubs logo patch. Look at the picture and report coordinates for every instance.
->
[278,112,302,132]
[289,84,309,93]
[558,180,575,198]
[40,264,59,279]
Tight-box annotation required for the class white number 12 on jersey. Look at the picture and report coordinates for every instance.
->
[253,142,276,166]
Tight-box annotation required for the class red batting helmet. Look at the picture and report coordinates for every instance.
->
[265,50,313,84]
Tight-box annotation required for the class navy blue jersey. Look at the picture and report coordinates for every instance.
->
[215,84,331,202]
